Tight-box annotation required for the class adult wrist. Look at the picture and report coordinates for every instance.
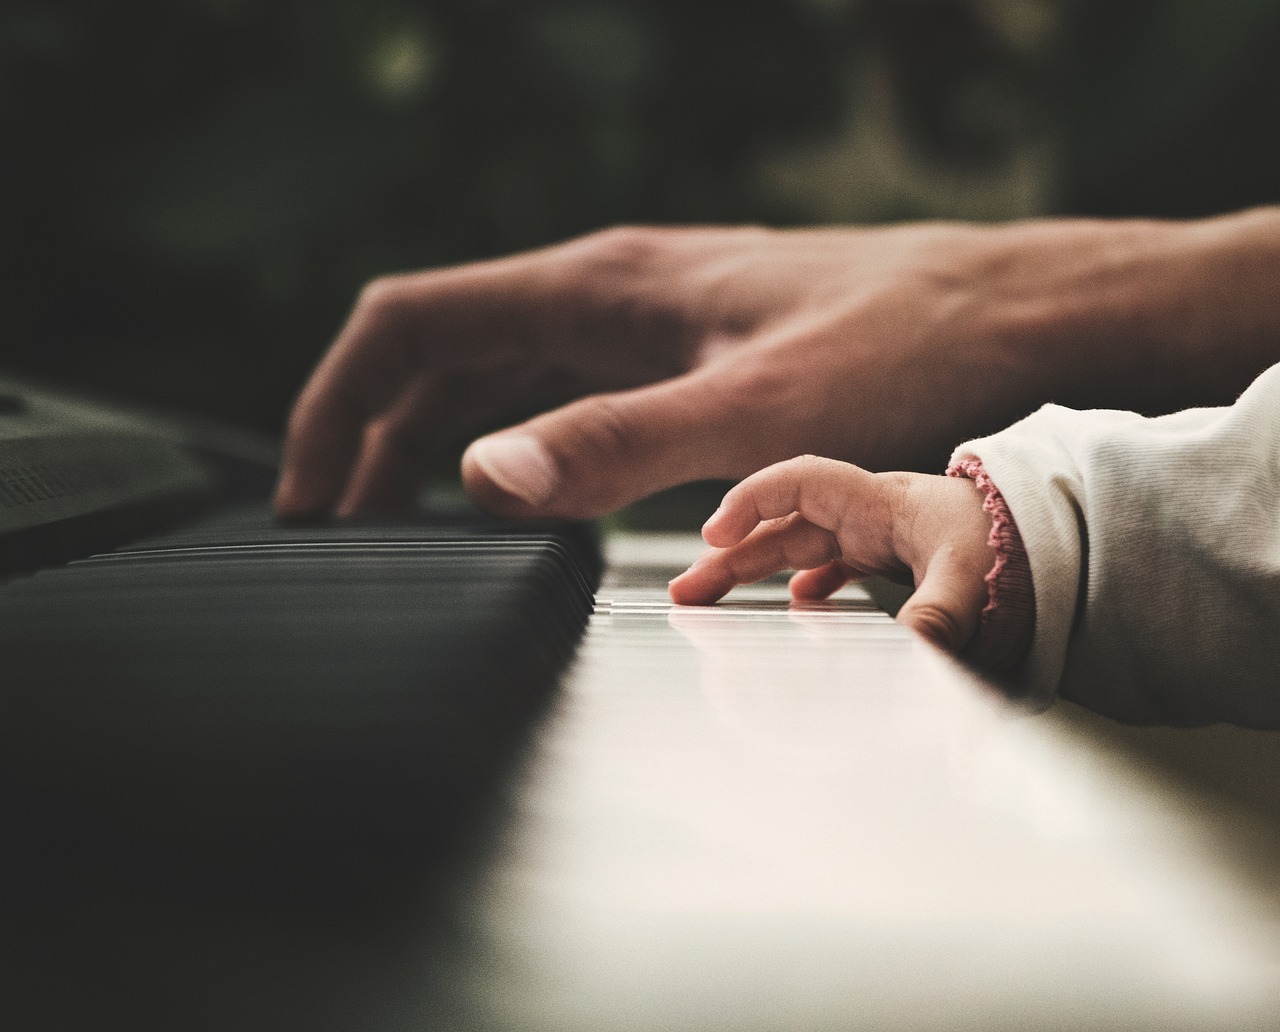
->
[977,210,1280,418]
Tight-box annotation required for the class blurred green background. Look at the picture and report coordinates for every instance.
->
[3,0,1279,435]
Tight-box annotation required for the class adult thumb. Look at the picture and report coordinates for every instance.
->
[461,372,739,519]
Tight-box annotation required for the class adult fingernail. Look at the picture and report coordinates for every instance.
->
[467,434,559,507]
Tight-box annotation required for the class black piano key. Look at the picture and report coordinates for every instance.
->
[0,506,601,899]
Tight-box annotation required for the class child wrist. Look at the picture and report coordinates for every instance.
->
[946,458,1035,677]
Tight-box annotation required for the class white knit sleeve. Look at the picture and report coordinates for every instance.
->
[951,362,1280,727]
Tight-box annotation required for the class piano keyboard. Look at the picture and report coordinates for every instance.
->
[0,506,601,896]
[430,534,1280,1031]
[5,528,1280,1031]
[6,380,1280,1028]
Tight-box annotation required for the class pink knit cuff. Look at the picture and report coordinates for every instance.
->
[946,458,1035,677]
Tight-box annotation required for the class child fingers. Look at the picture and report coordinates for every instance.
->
[667,563,735,606]
[702,455,878,548]
[669,515,840,605]
[788,560,857,602]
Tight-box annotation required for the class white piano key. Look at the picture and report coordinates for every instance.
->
[438,532,1280,1032]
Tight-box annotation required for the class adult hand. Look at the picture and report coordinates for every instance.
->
[275,212,1276,520]
[667,456,996,655]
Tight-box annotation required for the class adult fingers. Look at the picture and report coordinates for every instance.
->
[461,368,746,519]
[275,377,367,519]
[274,276,428,519]
[275,253,562,520]
[331,378,457,515]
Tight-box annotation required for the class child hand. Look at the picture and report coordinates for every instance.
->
[668,455,997,655]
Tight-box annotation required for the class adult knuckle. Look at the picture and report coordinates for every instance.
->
[574,225,669,277]
[355,275,399,314]
[353,275,413,331]
[578,393,639,460]
[573,224,701,293]
[728,356,803,412]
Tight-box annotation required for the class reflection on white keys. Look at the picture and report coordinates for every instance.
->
[447,533,1280,1032]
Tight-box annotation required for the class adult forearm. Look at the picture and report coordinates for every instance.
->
[1173,206,1280,402]
[978,207,1280,418]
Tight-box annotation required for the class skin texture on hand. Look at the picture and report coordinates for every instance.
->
[275,211,1280,521]
[668,456,997,656]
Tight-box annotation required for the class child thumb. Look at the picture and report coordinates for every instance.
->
[895,551,988,655]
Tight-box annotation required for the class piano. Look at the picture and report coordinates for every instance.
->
[4,374,1280,1031]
